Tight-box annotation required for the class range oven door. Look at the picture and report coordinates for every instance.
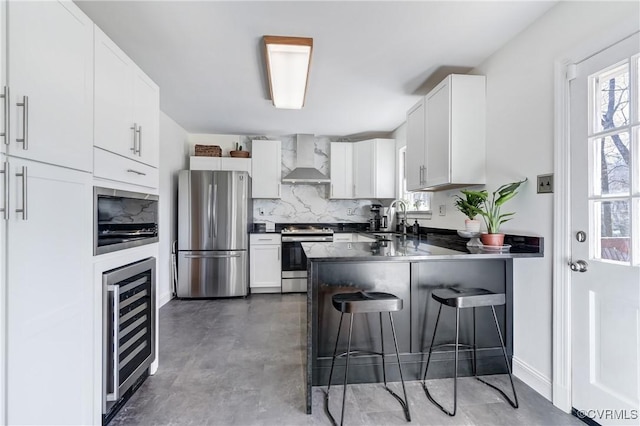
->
[281,241,308,292]
[281,241,307,272]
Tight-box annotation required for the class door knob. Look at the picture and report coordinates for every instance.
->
[569,259,588,272]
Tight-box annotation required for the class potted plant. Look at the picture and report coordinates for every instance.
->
[454,190,484,232]
[462,178,527,246]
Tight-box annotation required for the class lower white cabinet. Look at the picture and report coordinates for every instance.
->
[249,234,281,292]
[4,157,93,425]
[354,234,376,243]
[333,233,354,243]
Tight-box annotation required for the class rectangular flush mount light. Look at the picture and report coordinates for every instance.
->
[263,36,313,109]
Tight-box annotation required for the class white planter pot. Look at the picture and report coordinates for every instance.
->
[464,219,481,233]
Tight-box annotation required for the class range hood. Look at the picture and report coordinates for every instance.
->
[282,134,330,184]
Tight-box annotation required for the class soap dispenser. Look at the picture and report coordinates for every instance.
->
[413,220,419,235]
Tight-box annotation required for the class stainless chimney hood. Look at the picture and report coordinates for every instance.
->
[282,134,330,184]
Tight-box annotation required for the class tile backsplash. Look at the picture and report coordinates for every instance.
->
[252,135,378,224]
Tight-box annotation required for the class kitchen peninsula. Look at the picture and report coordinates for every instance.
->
[303,230,543,413]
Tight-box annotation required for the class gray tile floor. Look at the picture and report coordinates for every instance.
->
[111,294,582,426]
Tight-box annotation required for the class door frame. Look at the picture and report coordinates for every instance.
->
[552,19,640,413]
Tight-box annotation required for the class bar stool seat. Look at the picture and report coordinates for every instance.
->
[332,291,404,313]
[422,287,519,417]
[326,291,411,425]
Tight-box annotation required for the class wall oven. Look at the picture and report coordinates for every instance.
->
[94,187,159,255]
[281,226,333,293]
[103,257,156,422]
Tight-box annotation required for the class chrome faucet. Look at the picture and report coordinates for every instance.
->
[389,199,408,235]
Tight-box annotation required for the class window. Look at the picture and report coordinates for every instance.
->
[398,146,431,211]
[588,54,639,264]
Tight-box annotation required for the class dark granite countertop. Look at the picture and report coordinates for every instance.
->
[302,231,543,261]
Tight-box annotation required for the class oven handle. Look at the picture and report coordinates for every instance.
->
[106,284,120,402]
[281,236,334,243]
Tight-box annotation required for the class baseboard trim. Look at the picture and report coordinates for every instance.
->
[512,356,552,401]
[251,287,281,294]
[158,292,174,308]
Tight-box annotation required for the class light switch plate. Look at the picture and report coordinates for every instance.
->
[537,174,553,194]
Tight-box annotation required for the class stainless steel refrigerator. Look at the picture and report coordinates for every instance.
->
[177,170,252,298]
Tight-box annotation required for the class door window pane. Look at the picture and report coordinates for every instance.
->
[596,64,629,132]
[592,132,630,195]
[594,200,630,262]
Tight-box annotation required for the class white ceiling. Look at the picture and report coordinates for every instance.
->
[76,1,557,137]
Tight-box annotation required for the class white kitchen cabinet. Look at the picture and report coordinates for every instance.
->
[425,74,485,189]
[251,140,281,198]
[7,0,93,172]
[189,156,251,175]
[0,155,6,424]
[249,234,281,292]
[406,99,426,191]
[406,74,486,191]
[329,142,354,199]
[5,157,93,425]
[354,233,376,243]
[94,147,159,188]
[353,139,395,199]
[94,26,159,168]
[333,233,354,243]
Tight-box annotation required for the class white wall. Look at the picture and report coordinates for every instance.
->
[158,112,187,307]
[420,1,639,399]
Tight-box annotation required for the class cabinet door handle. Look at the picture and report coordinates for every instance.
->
[137,125,142,157]
[130,123,138,154]
[1,86,8,145]
[278,247,280,260]
[16,96,28,150]
[1,160,8,220]
[278,183,281,197]
[330,184,334,197]
[126,169,146,176]
[15,166,27,220]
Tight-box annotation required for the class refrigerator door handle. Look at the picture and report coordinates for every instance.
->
[207,183,213,238]
[183,252,242,259]
[212,184,218,238]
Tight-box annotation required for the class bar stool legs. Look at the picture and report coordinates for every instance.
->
[474,306,519,409]
[326,311,411,425]
[422,304,519,417]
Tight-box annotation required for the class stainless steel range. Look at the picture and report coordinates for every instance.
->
[281,226,333,293]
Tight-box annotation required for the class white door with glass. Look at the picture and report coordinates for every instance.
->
[570,33,640,425]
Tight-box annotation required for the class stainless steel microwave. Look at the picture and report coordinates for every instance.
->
[94,187,159,255]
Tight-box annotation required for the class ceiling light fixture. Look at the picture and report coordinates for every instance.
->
[263,35,313,109]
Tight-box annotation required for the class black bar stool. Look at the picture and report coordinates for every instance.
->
[325,291,411,425]
[421,287,518,416]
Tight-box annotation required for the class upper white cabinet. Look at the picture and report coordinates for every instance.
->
[353,139,395,199]
[189,156,251,174]
[7,0,93,172]
[406,99,426,191]
[251,140,281,198]
[406,74,486,191]
[94,26,159,168]
[329,142,353,199]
